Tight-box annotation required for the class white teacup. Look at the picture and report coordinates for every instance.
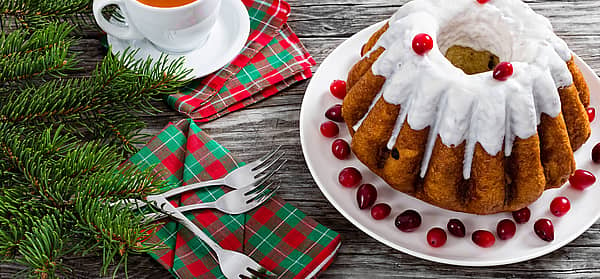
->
[93,0,221,53]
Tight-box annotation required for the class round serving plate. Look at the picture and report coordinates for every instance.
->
[299,21,600,266]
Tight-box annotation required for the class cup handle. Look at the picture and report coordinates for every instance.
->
[93,0,144,41]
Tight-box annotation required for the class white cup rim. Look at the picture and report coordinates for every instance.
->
[131,0,206,11]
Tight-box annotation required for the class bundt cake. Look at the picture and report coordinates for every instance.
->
[343,0,591,215]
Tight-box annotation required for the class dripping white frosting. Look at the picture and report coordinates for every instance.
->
[353,0,572,180]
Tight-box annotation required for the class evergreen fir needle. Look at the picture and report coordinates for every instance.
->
[0,6,191,278]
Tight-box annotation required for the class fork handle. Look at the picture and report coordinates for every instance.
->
[155,196,224,254]
[175,202,217,214]
[160,178,225,198]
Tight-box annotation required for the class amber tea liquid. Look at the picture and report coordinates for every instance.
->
[137,0,197,8]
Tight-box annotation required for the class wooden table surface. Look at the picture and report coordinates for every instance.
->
[3,0,600,278]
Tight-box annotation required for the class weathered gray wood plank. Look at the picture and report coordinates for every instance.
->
[3,0,600,278]
[286,0,600,38]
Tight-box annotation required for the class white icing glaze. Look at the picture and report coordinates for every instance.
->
[354,0,572,179]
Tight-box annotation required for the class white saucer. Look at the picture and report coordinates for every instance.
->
[107,0,250,78]
[300,21,600,266]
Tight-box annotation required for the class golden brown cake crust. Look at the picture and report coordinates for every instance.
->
[505,135,546,211]
[466,143,506,214]
[344,27,591,215]
[343,69,386,129]
[418,138,466,211]
[347,48,385,91]
[444,45,499,75]
[347,22,389,89]
[559,83,591,151]
[351,98,400,174]
[567,57,591,108]
[383,122,429,194]
[361,23,389,56]
[538,113,576,189]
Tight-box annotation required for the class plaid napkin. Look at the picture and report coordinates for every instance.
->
[167,0,316,121]
[129,119,341,278]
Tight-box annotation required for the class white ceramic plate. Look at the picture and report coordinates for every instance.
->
[300,21,600,267]
[108,0,250,78]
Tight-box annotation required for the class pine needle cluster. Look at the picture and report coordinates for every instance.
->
[0,3,192,277]
[0,126,166,278]
[1,0,95,33]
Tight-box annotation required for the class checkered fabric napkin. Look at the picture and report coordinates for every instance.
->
[128,119,341,278]
[168,0,316,121]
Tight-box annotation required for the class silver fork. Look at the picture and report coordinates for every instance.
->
[160,146,286,198]
[116,147,286,216]
[153,195,279,278]
[132,181,280,221]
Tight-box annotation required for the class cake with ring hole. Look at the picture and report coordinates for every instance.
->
[342,0,591,214]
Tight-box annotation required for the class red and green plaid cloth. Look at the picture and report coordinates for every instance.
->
[128,119,341,278]
[168,0,316,121]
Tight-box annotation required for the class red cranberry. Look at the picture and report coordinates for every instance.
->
[332,139,350,160]
[550,196,571,217]
[569,169,596,190]
[427,227,447,248]
[592,143,600,163]
[512,207,531,224]
[447,219,466,238]
[356,184,377,209]
[325,104,344,122]
[496,219,517,240]
[472,230,495,248]
[338,167,362,188]
[477,0,490,3]
[493,62,514,81]
[320,121,339,138]
[587,107,596,122]
[395,210,422,232]
[534,219,554,242]
[371,203,391,220]
[330,80,347,99]
[412,33,434,56]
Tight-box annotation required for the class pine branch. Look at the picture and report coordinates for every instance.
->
[0,22,72,57]
[74,197,164,277]
[95,109,149,154]
[0,49,191,152]
[0,189,45,260]
[15,215,68,279]
[0,0,91,18]
[1,0,94,34]
[0,125,171,277]
[0,22,77,84]
[0,4,192,278]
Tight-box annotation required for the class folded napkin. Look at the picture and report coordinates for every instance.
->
[168,0,316,121]
[129,119,341,278]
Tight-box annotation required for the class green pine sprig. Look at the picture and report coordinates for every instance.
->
[15,215,68,279]
[0,22,77,84]
[1,0,94,33]
[75,197,165,277]
[1,41,191,153]
[0,9,192,278]
[0,124,172,278]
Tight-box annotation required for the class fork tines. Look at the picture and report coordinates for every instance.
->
[244,180,280,205]
[251,146,285,173]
